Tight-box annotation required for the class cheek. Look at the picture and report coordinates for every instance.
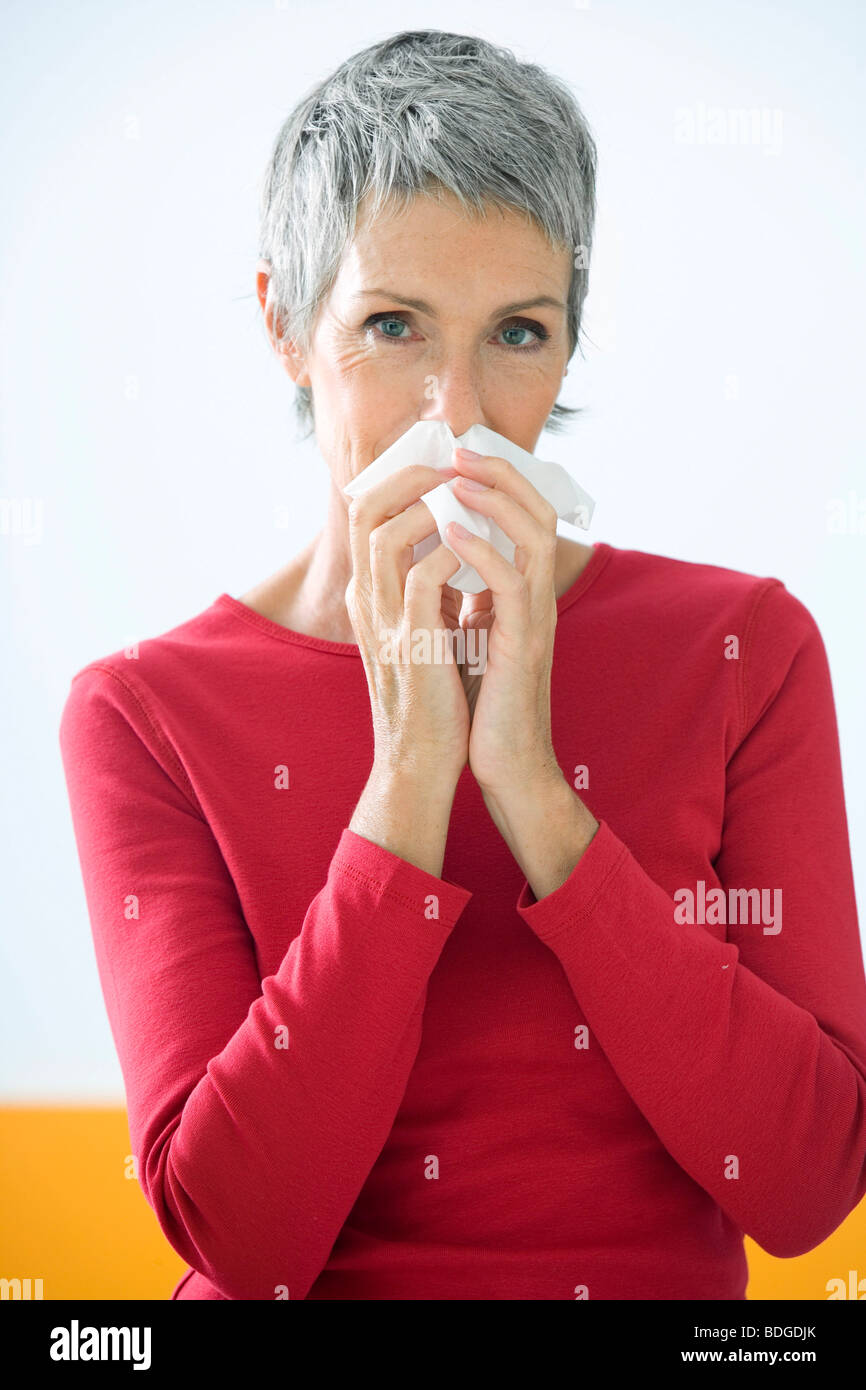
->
[332,339,377,377]
[312,367,417,486]
[482,348,561,388]
[318,331,393,394]
[326,340,426,424]
[318,415,378,492]
[475,355,562,423]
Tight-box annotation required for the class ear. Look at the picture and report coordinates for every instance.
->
[255,257,272,314]
[256,257,310,387]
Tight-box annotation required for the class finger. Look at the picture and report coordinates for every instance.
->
[403,542,463,635]
[440,583,464,631]
[346,463,457,591]
[450,477,556,580]
[451,448,558,532]
[369,498,449,619]
[445,521,530,637]
[460,607,493,630]
[458,587,493,629]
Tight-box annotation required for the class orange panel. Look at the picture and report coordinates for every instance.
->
[0,1107,185,1300]
[1,1108,863,1300]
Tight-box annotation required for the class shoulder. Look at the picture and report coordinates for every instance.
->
[60,594,244,711]
[58,596,232,787]
[602,542,818,639]
[598,544,827,741]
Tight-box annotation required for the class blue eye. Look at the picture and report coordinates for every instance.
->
[500,324,534,346]
[498,318,550,349]
[362,311,550,350]
[366,314,411,340]
[378,318,411,339]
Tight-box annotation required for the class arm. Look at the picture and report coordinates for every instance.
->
[59,664,471,1300]
[495,582,866,1258]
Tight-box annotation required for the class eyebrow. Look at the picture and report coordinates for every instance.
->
[352,289,566,317]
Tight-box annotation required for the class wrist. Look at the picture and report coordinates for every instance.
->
[371,754,462,803]
[481,769,599,900]
[477,756,564,815]
[350,760,460,878]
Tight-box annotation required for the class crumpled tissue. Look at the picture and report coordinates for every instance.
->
[342,421,595,594]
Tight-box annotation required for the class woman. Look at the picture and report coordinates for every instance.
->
[59,29,866,1301]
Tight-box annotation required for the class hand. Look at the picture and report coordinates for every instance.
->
[441,580,490,722]
[345,462,471,791]
[445,447,564,802]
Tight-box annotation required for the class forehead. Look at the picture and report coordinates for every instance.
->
[333,189,571,301]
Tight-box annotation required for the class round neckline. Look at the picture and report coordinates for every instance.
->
[215,540,614,655]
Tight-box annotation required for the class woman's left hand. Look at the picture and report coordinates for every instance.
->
[446,447,563,803]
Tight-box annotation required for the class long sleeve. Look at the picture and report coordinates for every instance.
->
[59,664,472,1300]
[516,580,866,1259]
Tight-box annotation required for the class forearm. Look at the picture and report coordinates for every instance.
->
[481,770,600,900]
[350,761,459,878]
[512,813,866,1259]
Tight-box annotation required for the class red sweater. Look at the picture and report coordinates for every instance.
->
[58,540,866,1300]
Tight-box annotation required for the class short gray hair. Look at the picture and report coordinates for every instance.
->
[258,29,597,440]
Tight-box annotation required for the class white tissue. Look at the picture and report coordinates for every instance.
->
[342,421,595,594]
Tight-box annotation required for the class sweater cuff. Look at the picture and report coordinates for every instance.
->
[332,826,473,929]
[515,817,630,941]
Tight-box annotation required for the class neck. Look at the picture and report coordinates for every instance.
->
[291,482,357,644]
[251,481,595,644]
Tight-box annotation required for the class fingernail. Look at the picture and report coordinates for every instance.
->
[449,521,473,540]
[456,476,489,490]
[455,447,482,460]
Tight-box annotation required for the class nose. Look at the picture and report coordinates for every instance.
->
[418,357,487,438]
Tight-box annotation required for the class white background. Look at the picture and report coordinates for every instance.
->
[1,0,863,1099]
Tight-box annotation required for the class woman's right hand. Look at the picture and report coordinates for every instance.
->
[345,464,471,794]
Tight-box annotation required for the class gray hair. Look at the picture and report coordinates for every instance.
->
[258,29,598,440]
